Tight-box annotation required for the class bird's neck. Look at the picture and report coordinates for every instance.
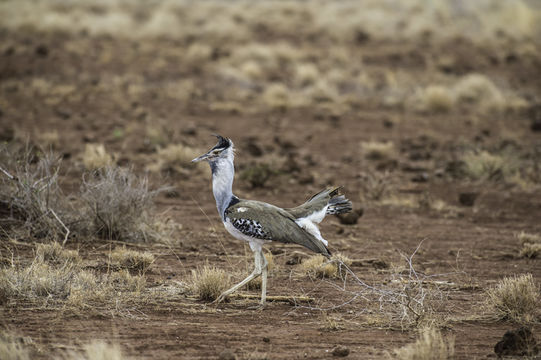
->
[211,156,235,220]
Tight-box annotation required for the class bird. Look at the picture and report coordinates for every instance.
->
[192,135,352,306]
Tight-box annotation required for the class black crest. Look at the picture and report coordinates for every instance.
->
[212,134,231,150]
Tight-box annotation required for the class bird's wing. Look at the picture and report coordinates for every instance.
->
[225,200,330,256]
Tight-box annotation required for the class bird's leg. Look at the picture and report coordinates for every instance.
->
[215,250,262,304]
[259,250,268,306]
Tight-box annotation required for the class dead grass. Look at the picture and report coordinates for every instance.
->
[0,332,30,360]
[486,273,539,322]
[301,253,352,279]
[419,85,455,113]
[62,341,128,360]
[453,73,505,113]
[393,326,455,360]
[82,144,114,170]
[80,166,163,242]
[517,231,541,259]
[36,242,80,265]
[109,247,154,273]
[191,265,230,301]
[462,151,517,181]
[147,144,206,174]
[361,141,397,162]
[319,312,344,332]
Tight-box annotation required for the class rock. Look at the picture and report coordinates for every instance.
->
[494,327,539,357]
[262,337,270,343]
[458,192,478,206]
[331,345,350,357]
[218,349,237,360]
[35,44,48,57]
[337,208,363,225]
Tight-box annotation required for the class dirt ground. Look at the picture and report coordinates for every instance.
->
[1,1,541,359]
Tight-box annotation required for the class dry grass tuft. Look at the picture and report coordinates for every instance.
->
[301,253,351,279]
[486,273,539,322]
[191,265,230,301]
[454,73,504,112]
[517,231,541,246]
[109,247,155,273]
[0,332,30,360]
[261,83,290,110]
[1,260,84,302]
[393,326,455,360]
[420,85,455,113]
[81,166,162,242]
[462,151,516,181]
[36,242,80,265]
[147,144,206,174]
[82,144,114,170]
[361,141,397,162]
[517,231,541,259]
[319,312,344,332]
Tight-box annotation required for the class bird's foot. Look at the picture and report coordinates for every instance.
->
[247,301,267,311]
[213,293,228,305]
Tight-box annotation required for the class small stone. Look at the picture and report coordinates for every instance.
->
[337,208,363,225]
[35,44,48,57]
[262,337,270,343]
[458,192,478,206]
[331,345,350,357]
[218,349,237,360]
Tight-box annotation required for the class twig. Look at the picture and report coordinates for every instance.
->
[0,165,15,180]
[233,293,314,303]
[50,209,70,245]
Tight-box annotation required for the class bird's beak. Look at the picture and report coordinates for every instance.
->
[191,152,210,163]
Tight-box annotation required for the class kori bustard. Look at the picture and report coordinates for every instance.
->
[192,135,352,305]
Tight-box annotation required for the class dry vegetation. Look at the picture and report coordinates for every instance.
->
[0,0,540,358]
[191,265,231,301]
[393,327,455,360]
[486,274,539,323]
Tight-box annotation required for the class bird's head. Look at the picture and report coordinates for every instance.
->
[191,134,234,163]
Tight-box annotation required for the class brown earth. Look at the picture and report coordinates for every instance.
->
[1,19,541,360]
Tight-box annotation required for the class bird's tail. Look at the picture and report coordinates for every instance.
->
[326,187,352,215]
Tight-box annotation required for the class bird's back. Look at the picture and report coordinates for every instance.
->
[224,199,330,256]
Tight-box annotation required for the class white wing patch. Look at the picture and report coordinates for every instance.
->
[236,207,248,213]
[295,217,328,246]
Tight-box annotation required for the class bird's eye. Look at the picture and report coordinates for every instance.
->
[213,150,221,155]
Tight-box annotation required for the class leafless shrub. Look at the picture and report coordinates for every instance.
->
[516,231,541,258]
[80,166,164,242]
[486,274,539,322]
[296,241,447,329]
[191,265,230,301]
[393,326,455,360]
[0,145,70,241]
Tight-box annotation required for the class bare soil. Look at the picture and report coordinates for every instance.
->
[1,24,541,359]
